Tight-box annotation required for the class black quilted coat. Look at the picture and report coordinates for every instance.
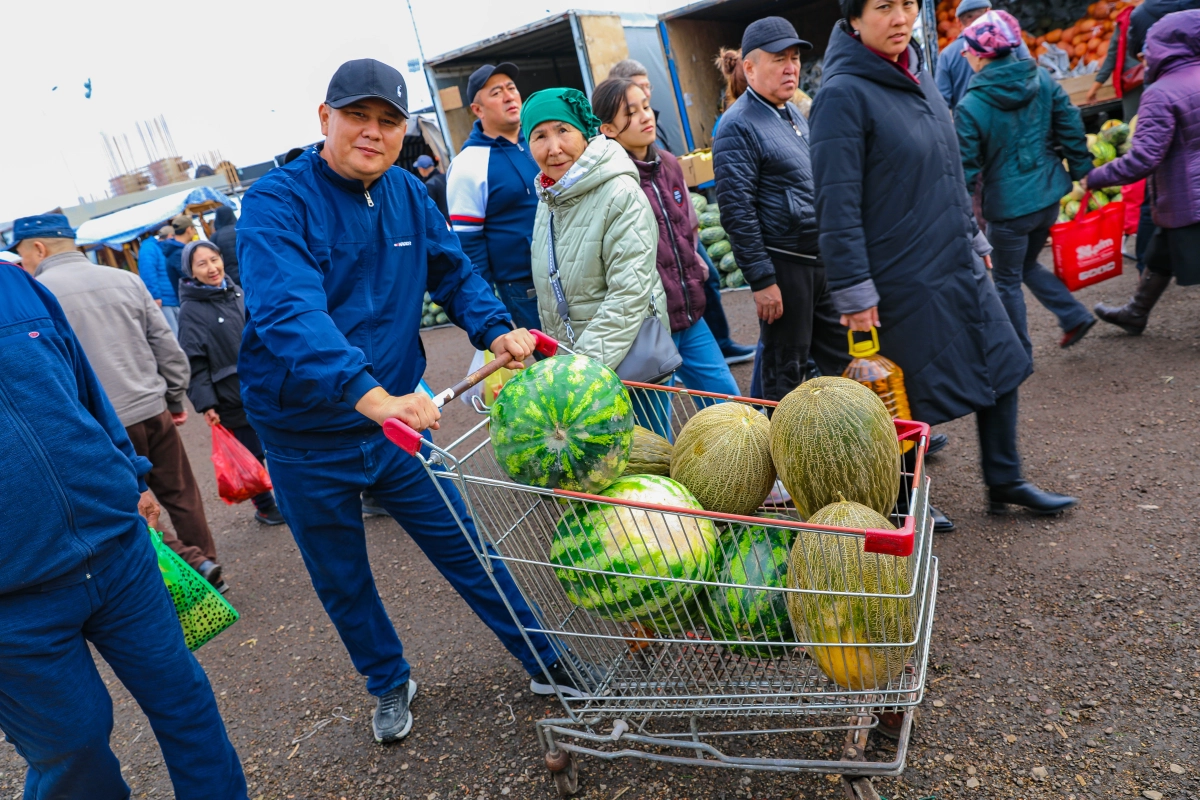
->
[177,278,249,428]
[713,88,819,292]
[810,21,1031,426]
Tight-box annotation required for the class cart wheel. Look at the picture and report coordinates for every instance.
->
[549,752,579,796]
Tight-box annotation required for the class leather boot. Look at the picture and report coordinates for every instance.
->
[1094,270,1171,335]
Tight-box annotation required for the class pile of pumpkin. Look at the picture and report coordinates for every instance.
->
[489,354,915,691]
[1058,117,1135,222]
[935,0,1142,74]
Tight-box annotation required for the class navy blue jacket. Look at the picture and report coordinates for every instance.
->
[810,22,1030,426]
[237,146,512,448]
[446,121,540,285]
[0,264,152,595]
[161,238,187,306]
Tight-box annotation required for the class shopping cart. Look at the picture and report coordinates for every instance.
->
[385,334,937,798]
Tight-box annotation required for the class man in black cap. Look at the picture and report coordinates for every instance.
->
[236,58,584,747]
[446,62,542,331]
[714,17,849,402]
[413,154,449,219]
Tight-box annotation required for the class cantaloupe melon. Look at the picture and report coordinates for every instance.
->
[769,377,900,519]
[623,425,672,476]
[670,404,775,516]
[786,499,914,690]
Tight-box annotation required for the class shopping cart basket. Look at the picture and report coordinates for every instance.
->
[385,335,937,797]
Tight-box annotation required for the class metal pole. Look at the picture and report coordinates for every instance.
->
[405,0,428,63]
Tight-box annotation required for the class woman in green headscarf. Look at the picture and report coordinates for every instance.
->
[522,88,668,375]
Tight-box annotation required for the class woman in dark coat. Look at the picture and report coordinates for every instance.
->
[809,0,1075,518]
[177,240,283,525]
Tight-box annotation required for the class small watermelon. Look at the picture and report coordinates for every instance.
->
[434,312,449,325]
[719,251,738,273]
[690,193,708,214]
[699,226,727,245]
[1090,139,1116,166]
[706,239,732,260]
[704,203,720,215]
[490,355,634,494]
[698,211,723,229]
[725,269,745,289]
[549,475,719,624]
[703,522,797,659]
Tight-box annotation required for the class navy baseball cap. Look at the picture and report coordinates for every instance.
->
[741,17,812,55]
[466,62,519,105]
[9,214,76,249]
[326,58,409,118]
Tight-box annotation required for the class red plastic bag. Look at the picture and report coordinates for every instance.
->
[1050,193,1125,291]
[211,424,272,504]
[1123,179,1145,234]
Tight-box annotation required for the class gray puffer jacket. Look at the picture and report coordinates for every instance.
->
[531,136,668,369]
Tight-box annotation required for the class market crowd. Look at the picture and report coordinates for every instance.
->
[1,0,1197,794]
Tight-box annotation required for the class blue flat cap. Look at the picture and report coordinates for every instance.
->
[10,214,76,249]
[955,0,991,17]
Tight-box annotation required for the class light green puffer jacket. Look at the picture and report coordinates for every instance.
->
[531,136,668,369]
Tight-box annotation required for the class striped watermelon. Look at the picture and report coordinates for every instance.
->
[548,475,719,624]
[490,355,634,494]
[703,522,797,659]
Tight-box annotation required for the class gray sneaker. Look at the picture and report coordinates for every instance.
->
[373,679,417,743]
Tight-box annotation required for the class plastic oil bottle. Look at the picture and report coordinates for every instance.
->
[842,328,913,453]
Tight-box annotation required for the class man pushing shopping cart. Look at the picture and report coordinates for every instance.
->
[236,58,586,745]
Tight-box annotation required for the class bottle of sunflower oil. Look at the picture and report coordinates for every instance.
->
[842,328,913,453]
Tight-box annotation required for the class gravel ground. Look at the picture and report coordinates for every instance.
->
[2,268,1198,800]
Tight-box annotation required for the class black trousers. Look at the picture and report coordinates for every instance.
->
[757,255,848,402]
[900,387,1021,490]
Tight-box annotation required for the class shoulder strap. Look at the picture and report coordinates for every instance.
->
[545,212,577,346]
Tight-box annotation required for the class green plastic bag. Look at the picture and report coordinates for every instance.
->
[149,528,239,651]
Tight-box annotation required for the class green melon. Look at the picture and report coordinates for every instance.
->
[698,210,723,229]
[786,500,914,690]
[699,226,727,245]
[706,239,732,260]
[704,203,720,215]
[671,404,775,516]
[769,376,900,520]
[490,355,633,494]
[719,251,738,273]
[690,192,708,214]
[703,522,797,659]
[624,425,672,476]
[549,475,719,624]
[725,269,745,289]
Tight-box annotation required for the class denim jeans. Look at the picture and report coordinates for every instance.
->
[0,527,246,800]
[697,242,735,350]
[263,431,559,696]
[632,319,740,438]
[495,279,542,333]
[987,204,1093,359]
[160,304,180,337]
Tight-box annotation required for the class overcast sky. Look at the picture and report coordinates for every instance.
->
[1,0,680,223]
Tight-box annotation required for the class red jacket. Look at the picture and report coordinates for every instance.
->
[630,148,708,332]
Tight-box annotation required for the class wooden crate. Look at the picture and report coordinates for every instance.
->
[1060,73,1116,107]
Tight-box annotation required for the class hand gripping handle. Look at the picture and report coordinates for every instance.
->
[383,330,560,456]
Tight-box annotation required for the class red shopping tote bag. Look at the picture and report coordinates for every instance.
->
[211,424,272,504]
[1050,192,1125,291]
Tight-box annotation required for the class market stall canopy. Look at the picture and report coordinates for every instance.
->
[74,187,235,248]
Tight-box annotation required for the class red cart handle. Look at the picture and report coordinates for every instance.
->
[383,329,559,455]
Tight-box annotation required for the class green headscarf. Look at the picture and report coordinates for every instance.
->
[520,87,600,141]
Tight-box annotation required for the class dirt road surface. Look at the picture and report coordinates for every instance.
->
[2,272,1198,800]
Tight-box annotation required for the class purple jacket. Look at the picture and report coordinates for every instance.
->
[631,148,707,333]
[1088,10,1200,229]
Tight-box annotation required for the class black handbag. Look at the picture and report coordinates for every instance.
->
[545,211,681,384]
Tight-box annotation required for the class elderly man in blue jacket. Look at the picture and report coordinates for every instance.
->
[0,263,246,798]
[237,59,584,745]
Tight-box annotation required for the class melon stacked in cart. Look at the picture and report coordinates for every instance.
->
[487,352,924,693]
[690,192,745,289]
